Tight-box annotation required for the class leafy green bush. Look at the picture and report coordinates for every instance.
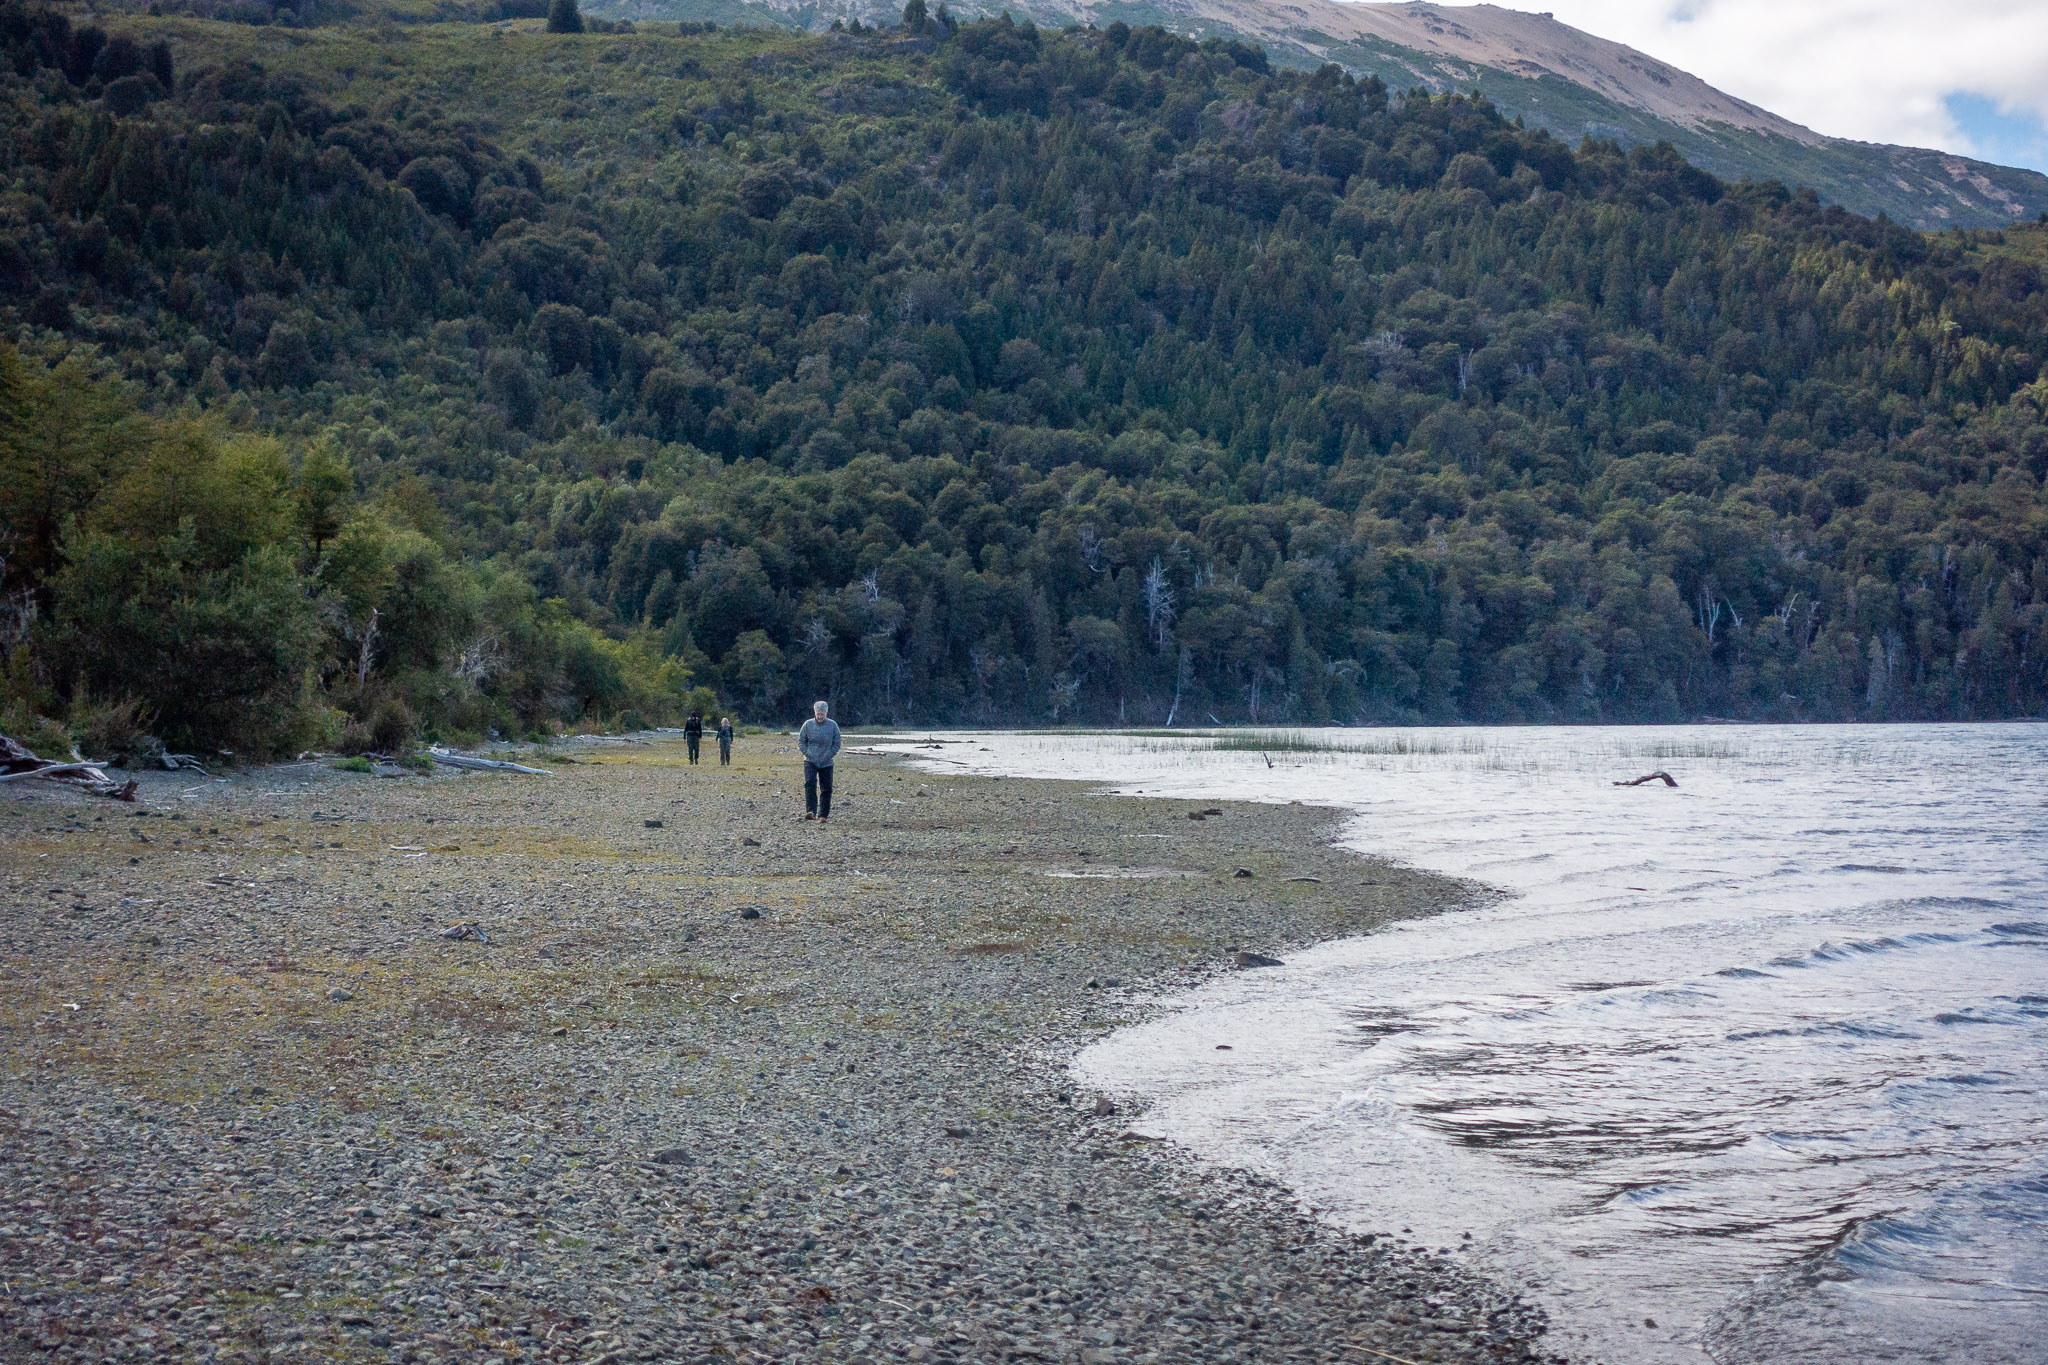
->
[0,643,62,753]
[336,720,377,757]
[330,755,375,773]
[42,424,324,755]
[67,693,150,762]
[0,702,73,760]
[366,698,416,755]
[0,352,719,753]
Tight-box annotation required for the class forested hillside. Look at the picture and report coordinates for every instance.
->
[4,1,2047,754]
[597,0,2048,231]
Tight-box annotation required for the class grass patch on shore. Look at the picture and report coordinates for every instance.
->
[0,942,739,1107]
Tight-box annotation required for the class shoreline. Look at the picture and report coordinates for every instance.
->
[1,734,1550,1364]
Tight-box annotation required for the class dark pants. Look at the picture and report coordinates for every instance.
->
[805,761,834,819]
[718,738,731,765]
[687,734,700,763]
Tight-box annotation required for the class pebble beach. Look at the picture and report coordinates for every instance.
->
[1,733,1550,1364]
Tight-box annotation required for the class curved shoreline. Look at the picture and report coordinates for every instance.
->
[0,735,1549,1364]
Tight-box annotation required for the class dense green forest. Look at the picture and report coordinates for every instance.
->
[3,0,2047,754]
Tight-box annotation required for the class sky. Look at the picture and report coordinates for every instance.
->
[1445,1,2048,173]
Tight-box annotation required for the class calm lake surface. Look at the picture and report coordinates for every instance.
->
[876,725,2048,1364]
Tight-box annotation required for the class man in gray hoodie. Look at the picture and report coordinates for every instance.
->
[798,700,841,823]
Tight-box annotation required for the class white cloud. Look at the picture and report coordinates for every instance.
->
[1445,1,2048,164]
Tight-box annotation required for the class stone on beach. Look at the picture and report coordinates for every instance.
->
[0,734,1544,1364]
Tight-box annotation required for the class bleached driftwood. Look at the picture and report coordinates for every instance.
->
[421,748,552,776]
[0,761,100,782]
[0,735,139,800]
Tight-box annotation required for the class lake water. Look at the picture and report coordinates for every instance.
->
[873,725,2048,1364]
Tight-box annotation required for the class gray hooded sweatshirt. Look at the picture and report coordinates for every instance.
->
[798,717,842,767]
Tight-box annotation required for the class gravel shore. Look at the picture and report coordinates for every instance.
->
[1,734,1550,1364]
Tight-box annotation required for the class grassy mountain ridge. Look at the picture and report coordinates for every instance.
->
[4,4,2048,754]
[590,0,2048,229]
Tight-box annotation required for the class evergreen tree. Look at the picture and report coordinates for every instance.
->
[545,0,582,34]
[3,8,2047,746]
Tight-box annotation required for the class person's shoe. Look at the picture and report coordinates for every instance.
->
[804,813,816,821]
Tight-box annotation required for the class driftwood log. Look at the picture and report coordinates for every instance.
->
[421,748,553,776]
[1614,770,1678,787]
[0,761,103,783]
[0,734,139,801]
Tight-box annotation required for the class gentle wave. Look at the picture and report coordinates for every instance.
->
[880,724,2048,1364]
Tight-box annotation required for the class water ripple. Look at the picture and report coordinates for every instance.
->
[881,724,2048,1364]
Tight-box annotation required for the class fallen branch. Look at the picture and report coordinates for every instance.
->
[0,734,139,800]
[0,761,99,782]
[421,748,552,776]
[1613,770,1678,787]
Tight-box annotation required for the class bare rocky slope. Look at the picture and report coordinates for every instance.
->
[601,0,2048,228]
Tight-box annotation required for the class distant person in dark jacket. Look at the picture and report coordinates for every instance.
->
[717,716,734,766]
[797,700,841,823]
[684,711,703,764]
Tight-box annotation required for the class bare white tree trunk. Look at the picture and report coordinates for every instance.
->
[355,607,381,687]
[1165,646,1191,726]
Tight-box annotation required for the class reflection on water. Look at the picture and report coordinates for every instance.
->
[877,725,2048,1364]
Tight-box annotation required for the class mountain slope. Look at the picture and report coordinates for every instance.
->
[6,7,2048,750]
[596,0,2048,228]
[1268,2,2048,230]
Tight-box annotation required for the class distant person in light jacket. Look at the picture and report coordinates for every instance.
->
[717,716,734,766]
[798,700,841,823]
